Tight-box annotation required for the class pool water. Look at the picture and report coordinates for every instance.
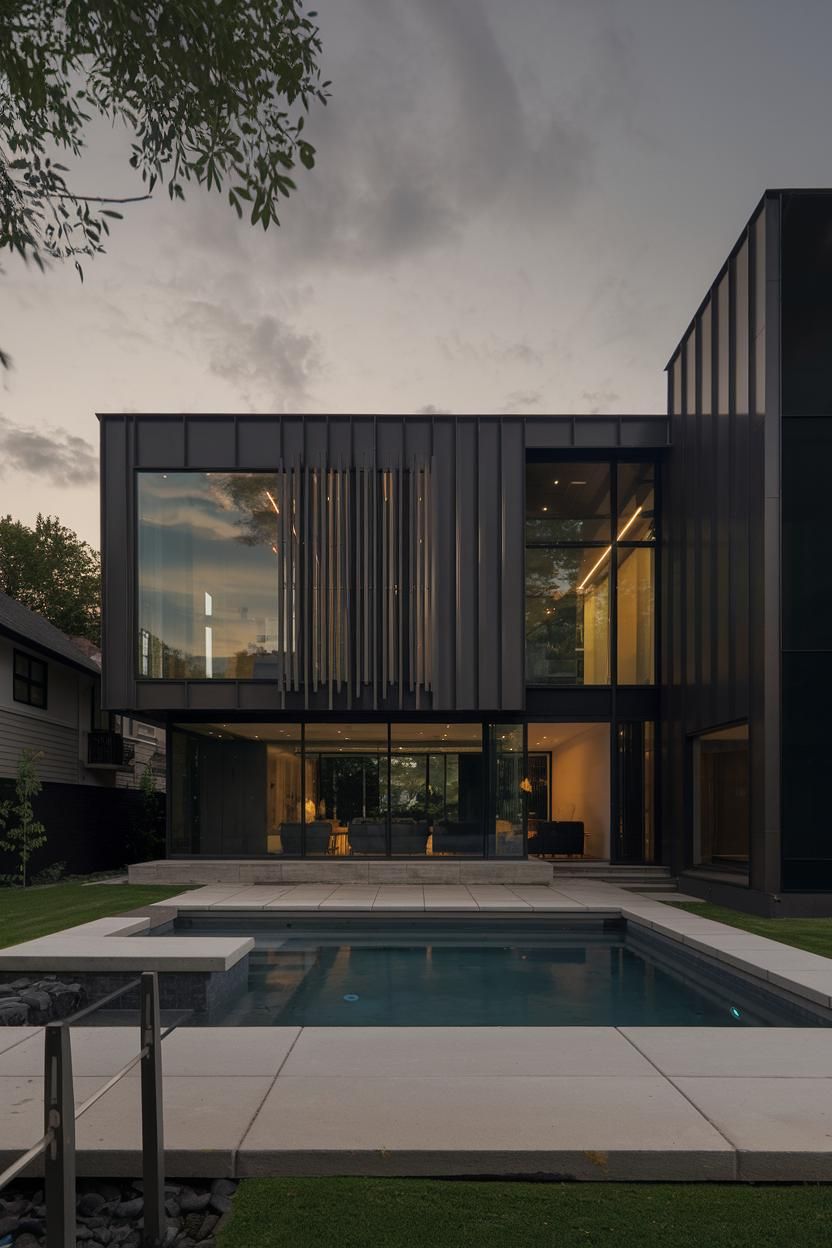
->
[178,924,815,1027]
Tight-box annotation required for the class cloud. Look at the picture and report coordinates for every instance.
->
[214,0,633,271]
[0,417,98,487]
[178,301,322,409]
[581,388,621,414]
[416,404,452,414]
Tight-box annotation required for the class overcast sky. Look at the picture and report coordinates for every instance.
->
[3,0,832,547]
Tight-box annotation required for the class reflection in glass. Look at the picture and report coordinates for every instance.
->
[617,465,655,543]
[525,463,611,543]
[525,548,610,685]
[304,724,389,856]
[617,547,655,684]
[390,724,483,856]
[488,724,524,857]
[526,723,610,858]
[138,473,281,678]
[694,724,749,870]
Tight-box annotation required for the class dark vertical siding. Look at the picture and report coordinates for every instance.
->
[662,196,778,889]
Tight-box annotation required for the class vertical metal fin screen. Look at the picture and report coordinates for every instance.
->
[272,464,433,706]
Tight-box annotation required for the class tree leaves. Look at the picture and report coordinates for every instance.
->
[0,513,101,645]
[0,1,328,353]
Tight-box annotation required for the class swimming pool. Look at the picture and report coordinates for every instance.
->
[170,916,825,1027]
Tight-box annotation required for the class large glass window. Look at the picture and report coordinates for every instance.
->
[525,460,656,686]
[488,724,525,857]
[617,547,655,684]
[304,724,389,856]
[525,463,611,543]
[526,723,610,859]
[525,548,610,685]
[137,472,282,679]
[390,724,483,856]
[694,724,749,871]
[616,722,655,863]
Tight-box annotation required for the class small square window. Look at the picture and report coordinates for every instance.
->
[12,651,48,709]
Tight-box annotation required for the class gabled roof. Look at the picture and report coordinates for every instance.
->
[0,590,100,676]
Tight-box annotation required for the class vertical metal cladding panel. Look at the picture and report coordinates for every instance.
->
[184,417,235,468]
[282,417,305,467]
[683,333,697,713]
[101,416,132,709]
[431,420,456,709]
[501,419,525,710]
[714,272,732,725]
[732,239,751,721]
[455,420,479,708]
[477,419,500,709]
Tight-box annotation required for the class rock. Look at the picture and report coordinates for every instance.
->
[210,1179,236,1198]
[18,989,51,1012]
[78,1192,108,1217]
[75,1228,95,1242]
[0,1000,29,1025]
[197,1213,219,1240]
[95,1228,112,1245]
[15,1217,44,1236]
[115,1197,143,1219]
[178,1191,210,1214]
[0,1215,19,1237]
[97,1184,122,1203]
[183,1212,205,1239]
[0,1199,26,1216]
[12,1235,39,1248]
[208,1194,231,1216]
[165,1199,181,1218]
[163,1229,179,1248]
[110,1227,133,1243]
[8,978,31,989]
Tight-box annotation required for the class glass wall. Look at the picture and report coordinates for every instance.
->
[170,721,490,857]
[694,724,750,871]
[138,473,282,679]
[525,460,655,687]
[616,722,655,863]
[488,724,525,857]
[525,724,610,858]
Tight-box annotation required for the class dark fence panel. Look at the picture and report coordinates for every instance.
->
[0,780,165,878]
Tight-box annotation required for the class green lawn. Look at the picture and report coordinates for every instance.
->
[670,902,832,958]
[218,1178,832,1248]
[0,881,192,947]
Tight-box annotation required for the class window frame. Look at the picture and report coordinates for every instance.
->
[13,649,48,709]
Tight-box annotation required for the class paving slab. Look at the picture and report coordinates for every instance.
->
[0,935,253,972]
[507,888,587,910]
[0,1026,142,1076]
[767,969,832,1007]
[636,892,704,903]
[372,887,425,909]
[672,1076,832,1177]
[621,1027,832,1078]
[265,886,338,909]
[423,887,478,910]
[319,888,380,910]
[0,1028,38,1056]
[281,1027,656,1078]
[239,1074,734,1178]
[211,886,295,909]
[74,1074,274,1177]
[466,887,532,910]
[0,1075,107,1162]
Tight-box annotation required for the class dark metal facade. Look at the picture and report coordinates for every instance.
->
[664,192,782,900]
[99,413,668,717]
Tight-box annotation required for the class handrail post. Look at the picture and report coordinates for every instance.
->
[140,971,165,1248]
[44,1023,75,1248]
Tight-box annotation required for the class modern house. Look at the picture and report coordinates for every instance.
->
[99,190,832,915]
[0,590,165,874]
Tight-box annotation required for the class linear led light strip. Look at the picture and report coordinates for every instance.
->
[577,506,643,591]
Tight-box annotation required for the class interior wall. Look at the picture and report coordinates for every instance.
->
[551,724,610,858]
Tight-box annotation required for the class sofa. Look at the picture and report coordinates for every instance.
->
[527,820,585,857]
[276,820,333,855]
[432,820,483,855]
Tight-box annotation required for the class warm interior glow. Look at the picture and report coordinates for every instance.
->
[578,506,643,591]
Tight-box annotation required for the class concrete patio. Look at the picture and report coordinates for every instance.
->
[2,1023,832,1180]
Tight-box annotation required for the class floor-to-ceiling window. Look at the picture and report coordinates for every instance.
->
[170,722,492,857]
[526,724,611,859]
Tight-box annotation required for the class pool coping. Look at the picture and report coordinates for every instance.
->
[2,881,832,1010]
[2,883,832,1181]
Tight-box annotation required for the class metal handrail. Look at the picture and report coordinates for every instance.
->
[0,972,169,1248]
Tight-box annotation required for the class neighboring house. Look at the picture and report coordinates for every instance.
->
[0,590,166,874]
[97,188,832,915]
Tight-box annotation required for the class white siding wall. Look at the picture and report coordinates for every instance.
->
[0,636,109,786]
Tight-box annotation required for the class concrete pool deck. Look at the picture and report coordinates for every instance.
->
[1,881,832,1180]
